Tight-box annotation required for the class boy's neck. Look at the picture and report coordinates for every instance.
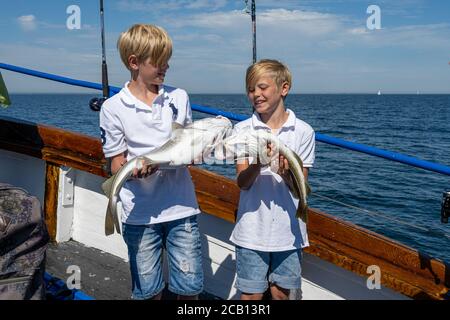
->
[127,78,160,106]
[258,103,289,130]
[128,78,160,95]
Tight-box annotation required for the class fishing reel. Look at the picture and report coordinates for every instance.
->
[441,191,450,224]
[89,96,107,112]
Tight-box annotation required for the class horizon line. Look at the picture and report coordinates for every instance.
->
[8,92,450,95]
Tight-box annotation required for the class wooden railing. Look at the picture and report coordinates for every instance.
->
[0,116,449,300]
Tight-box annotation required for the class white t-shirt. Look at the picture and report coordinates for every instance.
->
[99,82,200,225]
[230,109,315,251]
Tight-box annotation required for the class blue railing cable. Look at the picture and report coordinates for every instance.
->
[0,63,114,93]
[1,62,450,177]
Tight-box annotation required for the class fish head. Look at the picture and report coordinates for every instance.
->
[199,115,232,131]
[208,116,234,144]
[182,116,233,163]
[191,116,233,147]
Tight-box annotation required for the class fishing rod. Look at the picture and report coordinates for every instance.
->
[251,0,256,64]
[89,0,109,112]
[244,0,257,63]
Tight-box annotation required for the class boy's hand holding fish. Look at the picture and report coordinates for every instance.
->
[132,161,159,179]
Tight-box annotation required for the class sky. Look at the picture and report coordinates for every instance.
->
[0,0,449,94]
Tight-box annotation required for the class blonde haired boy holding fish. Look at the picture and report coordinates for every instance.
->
[99,24,203,300]
[230,59,315,300]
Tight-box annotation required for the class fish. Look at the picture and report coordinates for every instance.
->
[222,128,311,223]
[0,72,11,107]
[101,116,233,235]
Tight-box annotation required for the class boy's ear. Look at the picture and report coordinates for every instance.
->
[128,55,139,71]
[281,81,290,97]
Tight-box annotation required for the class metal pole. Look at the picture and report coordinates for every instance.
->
[89,0,109,111]
[251,0,256,63]
[100,0,109,99]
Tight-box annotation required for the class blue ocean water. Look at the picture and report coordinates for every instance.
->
[2,93,450,263]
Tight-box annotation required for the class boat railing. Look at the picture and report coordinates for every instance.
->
[2,62,450,178]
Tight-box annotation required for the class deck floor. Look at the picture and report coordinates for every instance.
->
[46,241,132,300]
[46,240,219,300]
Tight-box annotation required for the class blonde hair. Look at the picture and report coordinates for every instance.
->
[117,24,172,70]
[245,59,292,94]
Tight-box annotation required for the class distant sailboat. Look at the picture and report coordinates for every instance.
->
[377,90,381,96]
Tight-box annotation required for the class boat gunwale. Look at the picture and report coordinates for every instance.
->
[0,115,448,300]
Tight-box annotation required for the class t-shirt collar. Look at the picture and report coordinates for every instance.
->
[119,81,169,110]
[251,108,296,133]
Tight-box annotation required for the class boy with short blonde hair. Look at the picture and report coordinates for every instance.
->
[231,59,315,300]
[117,24,172,71]
[245,59,292,96]
[100,24,203,300]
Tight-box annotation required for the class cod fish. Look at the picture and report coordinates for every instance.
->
[222,128,311,223]
[102,116,233,235]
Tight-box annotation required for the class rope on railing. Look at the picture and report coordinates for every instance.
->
[311,192,450,239]
[1,62,450,176]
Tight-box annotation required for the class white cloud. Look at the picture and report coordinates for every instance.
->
[169,8,450,52]
[171,8,346,39]
[4,5,450,94]
[116,0,227,12]
[185,0,227,10]
[17,15,37,31]
[344,23,450,50]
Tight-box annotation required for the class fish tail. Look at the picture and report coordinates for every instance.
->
[104,201,115,236]
[104,196,121,235]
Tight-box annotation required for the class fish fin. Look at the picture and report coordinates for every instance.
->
[296,204,308,224]
[306,181,312,195]
[290,152,312,196]
[288,170,301,199]
[169,122,186,140]
[288,151,305,199]
[101,174,115,196]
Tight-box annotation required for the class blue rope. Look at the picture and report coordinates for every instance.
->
[1,62,450,176]
[44,272,94,300]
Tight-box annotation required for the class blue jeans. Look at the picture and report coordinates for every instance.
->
[122,216,203,299]
[235,246,302,294]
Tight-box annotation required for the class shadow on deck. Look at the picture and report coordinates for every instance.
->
[46,240,220,300]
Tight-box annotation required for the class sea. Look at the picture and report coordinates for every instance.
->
[1,93,450,264]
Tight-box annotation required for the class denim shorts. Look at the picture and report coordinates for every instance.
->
[122,216,203,299]
[235,246,302,294]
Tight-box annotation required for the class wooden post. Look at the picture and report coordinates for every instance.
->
[44,162,59,241]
